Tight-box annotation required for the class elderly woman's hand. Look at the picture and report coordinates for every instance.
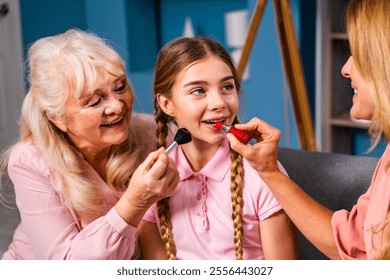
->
[128,147,179,205]
[115,148,179,226]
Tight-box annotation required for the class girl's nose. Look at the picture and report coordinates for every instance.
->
[209,91,227,110]
[341,56,353,78]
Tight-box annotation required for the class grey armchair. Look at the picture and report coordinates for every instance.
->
[278,147,379,259]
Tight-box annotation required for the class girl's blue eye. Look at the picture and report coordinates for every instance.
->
[190,88,205,95]
[223,84,234,91]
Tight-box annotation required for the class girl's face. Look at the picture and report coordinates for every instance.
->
[159,56,239,147]
[51,72,134,154]
[341,56,375,120]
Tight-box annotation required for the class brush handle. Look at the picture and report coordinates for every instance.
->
[165,141,178,154]
[165,128,192,154]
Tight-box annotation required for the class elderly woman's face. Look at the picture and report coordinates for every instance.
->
[52,72,134,153]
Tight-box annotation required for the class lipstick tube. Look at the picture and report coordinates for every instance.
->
[214,122,255,144]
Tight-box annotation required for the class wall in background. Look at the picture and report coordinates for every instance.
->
[19,0,317,151]
[20,0,87,49]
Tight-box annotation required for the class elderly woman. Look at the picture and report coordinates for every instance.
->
[0,29,179,259]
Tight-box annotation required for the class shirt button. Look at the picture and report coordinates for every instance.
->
[194,174,202,182]
[196,193,201,200]
[196,212,201,217]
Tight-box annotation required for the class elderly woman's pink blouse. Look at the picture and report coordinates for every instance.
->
[2,113,160,260]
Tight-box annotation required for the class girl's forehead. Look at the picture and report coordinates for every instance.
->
[177,60,201,79]
[178,57,232,81]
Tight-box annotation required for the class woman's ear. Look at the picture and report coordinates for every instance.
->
[156,93,175,117]
[45,112,68,132]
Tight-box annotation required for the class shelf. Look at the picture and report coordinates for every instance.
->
[330,32,348,40]
[316,0,374,155]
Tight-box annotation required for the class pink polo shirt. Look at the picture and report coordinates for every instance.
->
[332,144,390,259]
[143,139,284,259]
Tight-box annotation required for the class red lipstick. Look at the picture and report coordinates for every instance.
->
[214,122,255,144]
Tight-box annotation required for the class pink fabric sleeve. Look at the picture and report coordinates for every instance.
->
[257,161,286,220]
[241,160,284,221]
[142,203,157,223]
[331,186,372,259]
[8,146,138,259]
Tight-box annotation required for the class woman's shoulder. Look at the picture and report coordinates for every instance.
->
[131,113,175,144]
[8,141,50,176]
[131,113,155,126]
[9,141,43,160]
[131,113,157,145]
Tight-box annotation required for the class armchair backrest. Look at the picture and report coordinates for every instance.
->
[278,147,379,259]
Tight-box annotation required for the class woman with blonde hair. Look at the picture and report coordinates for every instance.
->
[228,0,390,260]
[138,36,298,260]
[1,29,179,259]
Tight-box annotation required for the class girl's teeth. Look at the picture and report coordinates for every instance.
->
[206,119,224,124]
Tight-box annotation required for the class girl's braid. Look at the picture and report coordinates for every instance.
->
[229,149,244,260]
[154,102,177,260]
[229,117,244,259]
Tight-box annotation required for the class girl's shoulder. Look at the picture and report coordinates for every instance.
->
[242,157,288,176]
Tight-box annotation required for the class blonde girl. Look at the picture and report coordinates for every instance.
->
[139,36,297,260]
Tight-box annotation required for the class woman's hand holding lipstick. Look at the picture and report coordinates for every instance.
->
[225,118,281,174]
[214,122,256,144]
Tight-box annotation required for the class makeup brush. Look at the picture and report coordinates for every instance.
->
[166,128,192,153]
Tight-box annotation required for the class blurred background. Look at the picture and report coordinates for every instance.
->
[1,0,387,258]
[2,0,387,156]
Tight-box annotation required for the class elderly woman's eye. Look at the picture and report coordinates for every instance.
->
[114,81,128,93]
[89,96,103,107]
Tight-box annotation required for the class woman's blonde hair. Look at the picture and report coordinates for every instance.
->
[347,0,390,149]
[0,29,145,221]
[347,0,390,260]
[153,36,245,259]
[374,212,390,259]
